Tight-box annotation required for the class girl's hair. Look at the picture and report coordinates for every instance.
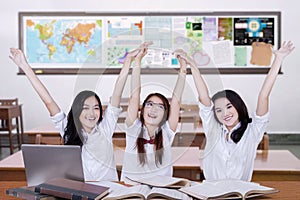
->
[212,89,252,143]
[63,90,103,146]
[136,93,170,166]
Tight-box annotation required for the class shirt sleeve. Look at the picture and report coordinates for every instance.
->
[162,121,176,143]
[198,101,216,134]
[125,119,141,138]
[249,112,270,143]
[99,103,122,138]
[49,110,67,138]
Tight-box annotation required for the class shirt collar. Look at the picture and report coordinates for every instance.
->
[81,125,99,143]
[222,122,241,143]
[222,122,241,134]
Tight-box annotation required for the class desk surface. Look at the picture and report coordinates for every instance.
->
[1,148,299,181]
[0,181,299,200]
[0,147,200,169]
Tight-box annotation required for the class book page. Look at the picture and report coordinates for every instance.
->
[127,175,190,188]
[148,187,192,200]
[103,185,151,200]
[205,180,277,198]
[179,182,239,199]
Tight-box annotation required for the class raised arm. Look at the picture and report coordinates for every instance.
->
[9,48,60,116]
[256,41,294,116]
[168,51,187,131]
[175,50,211,107]
[110,49,137,108]
[125,42,152,127]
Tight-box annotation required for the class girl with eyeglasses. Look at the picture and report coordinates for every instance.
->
[121,44,187,184]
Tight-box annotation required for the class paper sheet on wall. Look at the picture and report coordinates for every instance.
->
[212,40,234,65]
[250,42,273,66]
[234,46,247,66]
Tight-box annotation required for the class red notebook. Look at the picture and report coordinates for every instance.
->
[34,178,109,200]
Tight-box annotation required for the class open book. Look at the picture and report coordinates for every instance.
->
[126,175,191,188]
[103,184,192,200]
[179,179,278,200]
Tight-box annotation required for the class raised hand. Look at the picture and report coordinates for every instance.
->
[273,41,295,59]
[9,48,29,70]
[173,49,196,68]
[126,41,153,61]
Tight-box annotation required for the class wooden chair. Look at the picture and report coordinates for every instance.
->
[257,132,269,150]
[0,98,24,154]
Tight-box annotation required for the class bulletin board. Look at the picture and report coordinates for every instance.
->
[18,11,281,75]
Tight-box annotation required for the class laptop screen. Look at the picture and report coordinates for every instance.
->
[21,144,84,186]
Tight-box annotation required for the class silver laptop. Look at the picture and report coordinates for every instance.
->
[21,144,84,186]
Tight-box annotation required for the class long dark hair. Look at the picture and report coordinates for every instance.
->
[136,93,170,166]
[212,89,252,143]
[63,90,103,146]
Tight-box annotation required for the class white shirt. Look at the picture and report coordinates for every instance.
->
[199,101,269,181]
[121,119,176,184]
[50,104,122,181]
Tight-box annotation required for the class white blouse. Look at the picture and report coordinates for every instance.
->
[121,119,176,184]
[199,101,269,181]
[50,104,122,181]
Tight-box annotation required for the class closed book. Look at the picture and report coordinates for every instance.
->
[6,186,58,200]
[34,178,109,200]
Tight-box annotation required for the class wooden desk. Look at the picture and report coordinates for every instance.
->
[1,149,299,182]
[0,151,25,181]
[197,149,300,181]
[0,105,24,154]
[251,150,300,181]
[0,181,299,200]
[24,124,62,144]
[0,147,202,182]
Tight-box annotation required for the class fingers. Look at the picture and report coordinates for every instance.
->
[173,49,188,62]
[140,41,153,48]
[9,48,23,57]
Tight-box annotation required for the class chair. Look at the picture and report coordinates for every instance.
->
[0,98,24,154]
[257,132,269,150]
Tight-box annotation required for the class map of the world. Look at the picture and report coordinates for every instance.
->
[25,18,102,64]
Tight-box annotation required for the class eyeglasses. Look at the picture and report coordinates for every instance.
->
[145,101,165,111]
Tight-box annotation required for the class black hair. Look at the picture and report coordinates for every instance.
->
[136,93,170,166]
[212,89,252,143]
[63,90,103,146]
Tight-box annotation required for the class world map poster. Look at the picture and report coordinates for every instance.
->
[23,16,103,65]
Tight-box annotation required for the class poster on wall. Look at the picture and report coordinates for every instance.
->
[18,12,281,74]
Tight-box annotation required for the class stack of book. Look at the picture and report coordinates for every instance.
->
[6,178,110,200]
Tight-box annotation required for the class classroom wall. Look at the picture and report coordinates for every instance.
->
[0,0,299,134]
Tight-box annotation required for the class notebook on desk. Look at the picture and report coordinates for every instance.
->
[21,144,84,186]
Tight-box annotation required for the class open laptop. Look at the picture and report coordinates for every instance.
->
[21,144,84,186]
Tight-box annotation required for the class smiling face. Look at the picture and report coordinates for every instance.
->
[143,96,166,127]
[79,96,101,133]
[214,97,239,131]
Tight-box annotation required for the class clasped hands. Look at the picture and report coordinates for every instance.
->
[126,41,196,69]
